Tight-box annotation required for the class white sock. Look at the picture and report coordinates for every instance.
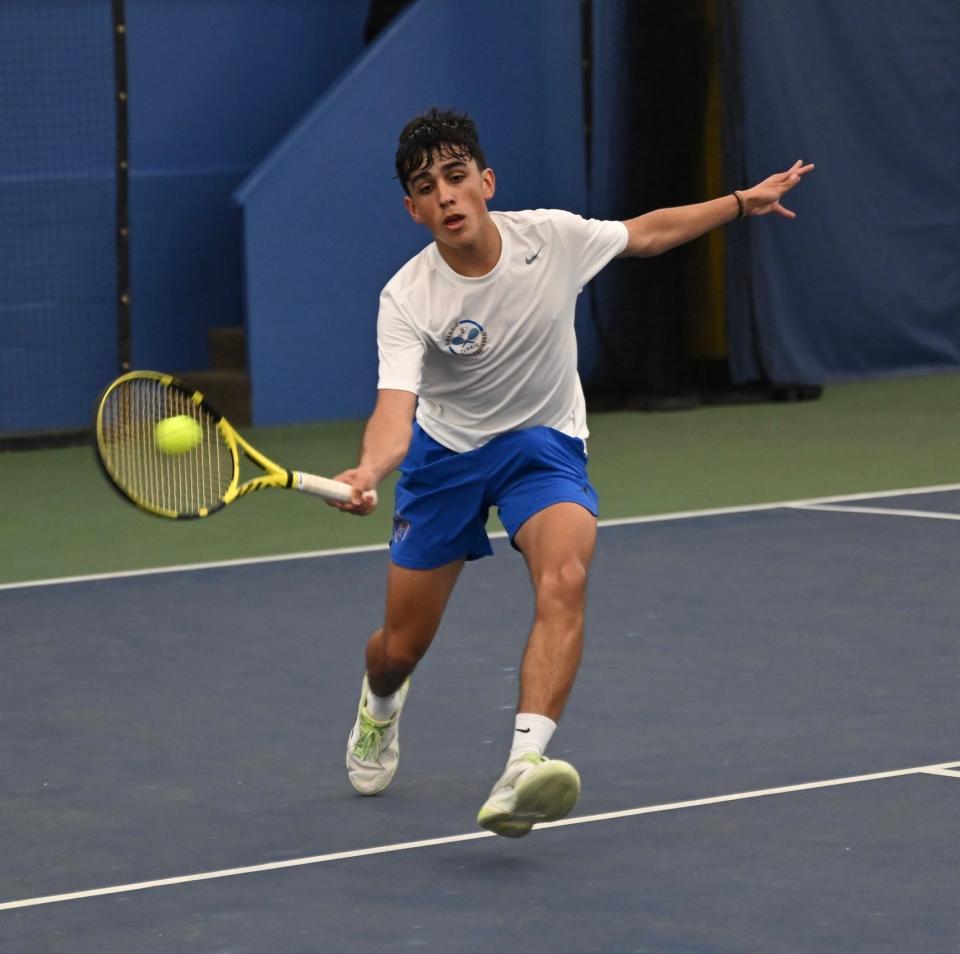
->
[365,687,400,722]
[508,713,557,764]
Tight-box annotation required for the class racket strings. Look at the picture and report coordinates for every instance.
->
[97,378,234,516]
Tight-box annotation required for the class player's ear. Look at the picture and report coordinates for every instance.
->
[481,167,495,201]
[403,194,422,224]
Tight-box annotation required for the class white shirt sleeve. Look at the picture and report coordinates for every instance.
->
[376,285,424,394]
[550,210,629,291]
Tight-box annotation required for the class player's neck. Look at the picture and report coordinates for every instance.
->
[436,215,502,277]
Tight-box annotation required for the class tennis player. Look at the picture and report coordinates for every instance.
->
[332,107,813,837]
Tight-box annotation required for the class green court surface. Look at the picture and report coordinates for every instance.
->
[1,372,957,586]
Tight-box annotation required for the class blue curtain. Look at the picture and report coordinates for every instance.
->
[728,0,960,384]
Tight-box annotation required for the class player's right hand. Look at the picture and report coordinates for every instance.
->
[329,467,378,516]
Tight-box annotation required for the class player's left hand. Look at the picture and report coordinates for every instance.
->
[743,160,815,219]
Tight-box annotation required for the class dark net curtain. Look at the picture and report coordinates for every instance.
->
[586,0,716,409]
[364,0,413,44]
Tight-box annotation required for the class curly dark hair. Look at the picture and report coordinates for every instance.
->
[394,107,487,194]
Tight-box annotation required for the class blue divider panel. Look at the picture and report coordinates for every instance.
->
[733,0,960,384]
[125,0,367,372]
[236,0,588,424]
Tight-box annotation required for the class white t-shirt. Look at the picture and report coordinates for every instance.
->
[377,209,628,453]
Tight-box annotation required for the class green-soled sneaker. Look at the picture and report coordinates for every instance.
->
[345,675,409,795]
[477,754,581,838]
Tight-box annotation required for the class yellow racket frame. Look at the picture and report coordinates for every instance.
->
[95,370,366,519]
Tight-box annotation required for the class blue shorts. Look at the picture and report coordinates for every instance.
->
[389,423,599,570]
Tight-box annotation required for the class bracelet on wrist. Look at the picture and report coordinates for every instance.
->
[733,190,746,220]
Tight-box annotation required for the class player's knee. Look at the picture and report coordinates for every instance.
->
[377,629,429,676]
[535,561,588,615]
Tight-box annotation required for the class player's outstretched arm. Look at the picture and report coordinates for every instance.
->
[329,388,417,516]
[620,159,815,258]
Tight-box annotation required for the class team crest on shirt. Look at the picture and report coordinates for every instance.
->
[444,319,488,356]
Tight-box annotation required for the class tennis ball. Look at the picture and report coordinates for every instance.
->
[154,415,202,454]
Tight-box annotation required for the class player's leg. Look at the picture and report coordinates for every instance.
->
[367,558,465,696]
[476,501,594,835]
[347,559,464,795]
[346,420,492,795]
[514,500,597,720]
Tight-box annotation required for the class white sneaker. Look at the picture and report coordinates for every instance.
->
[345,675,410,795]
[477,753,581,838]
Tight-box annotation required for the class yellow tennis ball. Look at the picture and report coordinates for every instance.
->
[154,415,202,454]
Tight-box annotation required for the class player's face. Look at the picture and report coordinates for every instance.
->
[403,150,496,249]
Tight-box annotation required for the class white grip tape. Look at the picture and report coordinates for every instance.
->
[294,471,377,506]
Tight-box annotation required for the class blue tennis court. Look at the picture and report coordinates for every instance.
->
[4,1,958,950]
[2,485,958,952]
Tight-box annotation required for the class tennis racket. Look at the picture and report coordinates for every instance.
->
[94,370,374,519]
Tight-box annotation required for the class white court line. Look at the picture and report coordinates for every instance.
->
[0,542,390,593]
[920,767,960,779]
[790,503,960,522]
[2,758,957,913]
[4,481,960,593]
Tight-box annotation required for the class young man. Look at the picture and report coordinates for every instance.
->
[332,107,813,838]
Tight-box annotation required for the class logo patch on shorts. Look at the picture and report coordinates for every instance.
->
[392,514,412,543]
[444,318,488,356]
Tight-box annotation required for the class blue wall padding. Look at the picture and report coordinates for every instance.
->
[125,0,368,371]
[0,0,117,432]
[732,0,960,384]
[235,0,588,425]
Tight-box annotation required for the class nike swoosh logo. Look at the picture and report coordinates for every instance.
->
[515,727,531,733]
[525,246,543,265]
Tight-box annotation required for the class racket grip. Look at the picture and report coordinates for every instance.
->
[293,471,378,506]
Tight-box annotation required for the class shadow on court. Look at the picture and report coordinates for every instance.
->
[2,492,958,951]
